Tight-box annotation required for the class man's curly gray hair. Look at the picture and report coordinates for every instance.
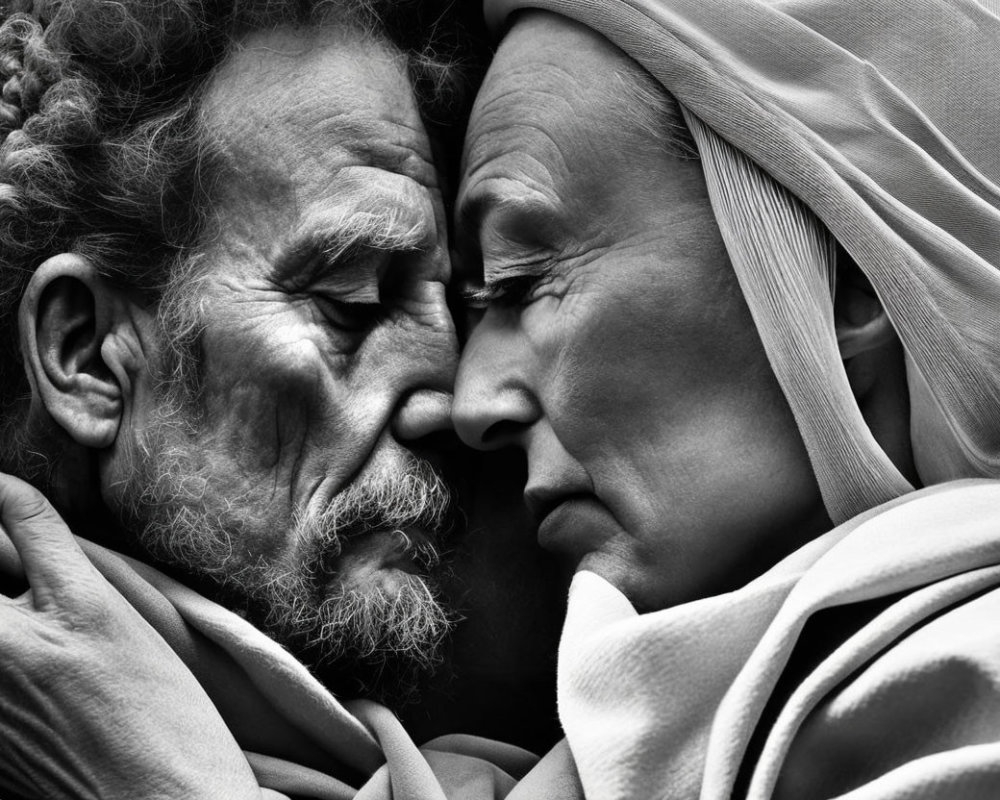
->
[0,0,471,490]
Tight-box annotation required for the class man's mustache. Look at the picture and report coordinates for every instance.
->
[305,454,455,575]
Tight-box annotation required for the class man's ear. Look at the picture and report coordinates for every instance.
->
[19,253,142,449]
[834,249,895,360]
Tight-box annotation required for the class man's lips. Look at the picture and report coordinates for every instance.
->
[323,528,436,593]
[318,526,438,581]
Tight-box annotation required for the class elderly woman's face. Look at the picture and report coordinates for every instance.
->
[453,12,830,611]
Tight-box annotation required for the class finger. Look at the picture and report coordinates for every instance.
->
[0,532,29,607]
[0,473,93,607]
[0,527,25,582]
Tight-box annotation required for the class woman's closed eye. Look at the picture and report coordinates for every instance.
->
[462,263,556,310]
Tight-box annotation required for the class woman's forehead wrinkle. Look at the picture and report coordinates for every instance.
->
[463,144,567,206]
[461,91,580,223]
[472,62,589,145]
[464,49,608,178]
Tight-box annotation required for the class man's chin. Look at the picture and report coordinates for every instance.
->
[117,423,456,707]
[304,569,454,709]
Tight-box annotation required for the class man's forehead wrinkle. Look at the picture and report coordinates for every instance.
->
[336,118,439,190]
[203,87,436,201]
[381,118,439,188]
[210,24,409,108]
[201,25,431,178]
[206,153,438,240]
[200,115,440,267]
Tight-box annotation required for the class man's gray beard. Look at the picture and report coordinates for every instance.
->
[115,398,456,707]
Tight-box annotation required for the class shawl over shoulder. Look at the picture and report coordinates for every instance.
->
[481,1,1000,796]
[558,481,1000,799]
[0,530,582,800]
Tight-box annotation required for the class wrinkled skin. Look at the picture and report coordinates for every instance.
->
[453,11,831,612]
[98,25,458,595]
[2,24,463,798]
[0,476,261,800]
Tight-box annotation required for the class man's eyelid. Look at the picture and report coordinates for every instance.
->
[281,244,384,304]
[315,280,381,305]
[312,293,383,335]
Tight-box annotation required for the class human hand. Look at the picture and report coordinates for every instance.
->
[0,474,265,800]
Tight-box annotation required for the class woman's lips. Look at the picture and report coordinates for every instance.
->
[535,494,611,555]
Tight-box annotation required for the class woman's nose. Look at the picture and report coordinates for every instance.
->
[453,320,539,450]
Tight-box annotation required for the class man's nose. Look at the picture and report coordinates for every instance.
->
[453,316,539,450]
[393,388,454,441]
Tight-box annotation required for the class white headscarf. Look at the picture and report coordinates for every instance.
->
[484,0,1000,524]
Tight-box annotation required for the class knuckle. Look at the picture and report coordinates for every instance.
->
[0,477,58,525]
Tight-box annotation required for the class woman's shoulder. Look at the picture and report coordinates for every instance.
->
[770,579,1000,800]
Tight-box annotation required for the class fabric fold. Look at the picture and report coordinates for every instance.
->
[555,482,1000,799]
[0,531,563,799]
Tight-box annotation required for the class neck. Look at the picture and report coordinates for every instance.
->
[49,449,124,548]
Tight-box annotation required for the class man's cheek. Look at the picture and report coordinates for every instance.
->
[199,328,334,471]
[205,378,310,475]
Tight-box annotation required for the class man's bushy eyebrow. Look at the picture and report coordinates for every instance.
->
[272,206,429,286]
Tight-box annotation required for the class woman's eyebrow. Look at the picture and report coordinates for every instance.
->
[461,184,562,235]
[458,175,549,230]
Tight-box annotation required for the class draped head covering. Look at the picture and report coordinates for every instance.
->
[483,0,1000,524]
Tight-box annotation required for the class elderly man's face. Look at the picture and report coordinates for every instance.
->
[106,27,458,699]
[454,12,828,612]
